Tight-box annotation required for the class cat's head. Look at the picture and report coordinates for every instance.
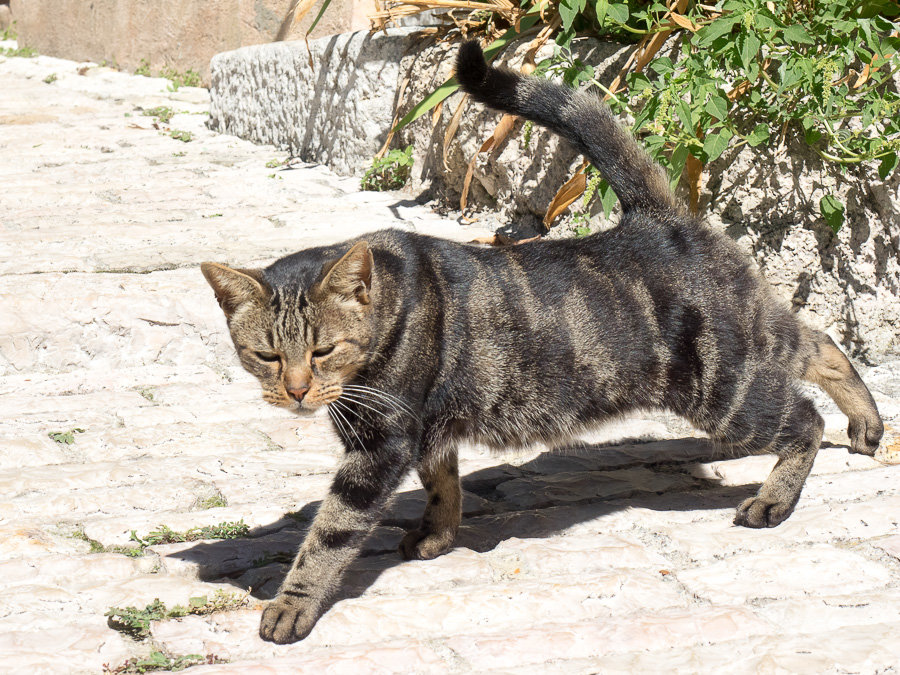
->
[201,241,375,414]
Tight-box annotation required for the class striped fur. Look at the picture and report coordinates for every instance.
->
[200,42,883,644]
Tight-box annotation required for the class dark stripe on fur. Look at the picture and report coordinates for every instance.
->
[318,529,358,549]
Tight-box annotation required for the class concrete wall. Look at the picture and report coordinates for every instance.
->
[8,0,373,81]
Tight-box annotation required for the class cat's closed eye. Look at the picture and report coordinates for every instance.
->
[253,351,281,363]
[311,345,335,358]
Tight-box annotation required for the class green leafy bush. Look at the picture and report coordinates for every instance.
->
[361,145,414,191]
[567,0,900,230]
[397,0,900,231]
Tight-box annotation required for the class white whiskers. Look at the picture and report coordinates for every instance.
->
[341,384,418,419]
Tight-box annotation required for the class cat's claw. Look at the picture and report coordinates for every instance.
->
[259,597,319,644]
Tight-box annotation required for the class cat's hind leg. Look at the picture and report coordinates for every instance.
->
[732,396,824,528]
[802,331,883,456]
[399,448,462,560]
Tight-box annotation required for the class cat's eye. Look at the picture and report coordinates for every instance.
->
[253,351,281,363]
[311,345,335,358]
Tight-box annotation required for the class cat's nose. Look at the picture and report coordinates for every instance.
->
[287,386,309,402]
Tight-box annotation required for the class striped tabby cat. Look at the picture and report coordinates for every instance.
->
[201,41,883,644]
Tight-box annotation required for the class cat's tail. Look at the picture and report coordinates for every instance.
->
[455,40,681,215]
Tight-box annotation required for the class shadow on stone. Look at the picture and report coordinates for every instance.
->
[169,436,762,609]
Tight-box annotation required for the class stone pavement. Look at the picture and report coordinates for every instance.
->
[2,43,900,674]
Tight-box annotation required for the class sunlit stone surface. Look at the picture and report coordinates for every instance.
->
[1,42,899,673]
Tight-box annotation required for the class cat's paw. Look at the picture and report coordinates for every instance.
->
[259,597,319,644]
[733,495,794,528]
[399,527,454,560]
[848,414,883,456]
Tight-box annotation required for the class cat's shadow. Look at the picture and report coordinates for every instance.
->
[170,436,766,610]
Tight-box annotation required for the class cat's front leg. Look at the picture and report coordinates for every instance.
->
[259,436,413,644]
[400,448,461,560]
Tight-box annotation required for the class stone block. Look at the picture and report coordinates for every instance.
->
[208,28,423,176]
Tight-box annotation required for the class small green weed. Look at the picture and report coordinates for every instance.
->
[42,73,57,84]
[571,210,593,237]
[573,225,592,238]
[48,428,85,445]
[141,106,174,124]
[106,591,249,640]
[70,526,106,553]
[160,66,201,91]
[201,213,223,219]
[70,525,145,556]
[361,145,414,191]
[137,387,155,402]
[186,589,250,615]
[104,650,226,673]
[0,45,37,57]
[172,151,186,157]
[134,58,151,77]
[111,545,146,558]
[130,519,250,548]
[1,22,17,41]
[265,158,285,168]
[168,129,193,143]
[105,598,175,639]
[198,493,227,509]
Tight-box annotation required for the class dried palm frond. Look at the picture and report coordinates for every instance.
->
[371,0,522,32]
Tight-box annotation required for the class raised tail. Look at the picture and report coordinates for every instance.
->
[456,41,681,215]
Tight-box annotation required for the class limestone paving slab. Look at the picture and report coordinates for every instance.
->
[2,43,900,674]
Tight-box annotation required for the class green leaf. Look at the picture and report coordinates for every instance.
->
[607,3,629,23]
[392,78,458,133]
[703,129,733,161]
[644,134,666,154]
[879,152,898,180]
[595,0,609,25]
[668,144,689,188]
[738,32,762,72]
[804,127,822,145]
[819,194,845,233]
[649,56,674,75]
[598,179,618,218]
[695,15,741,47]
[559,0,586,31]
[755,12,778,30]
[782,25,814,45]
[705,92,729,120]
[675,99,694,130]
[306,0,334,36]
[746,123,770,147]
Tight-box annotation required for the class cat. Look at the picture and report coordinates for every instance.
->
[200,41,884,644]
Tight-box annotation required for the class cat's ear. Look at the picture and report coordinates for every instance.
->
[200,262,268,318]
[316,241,374,305]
